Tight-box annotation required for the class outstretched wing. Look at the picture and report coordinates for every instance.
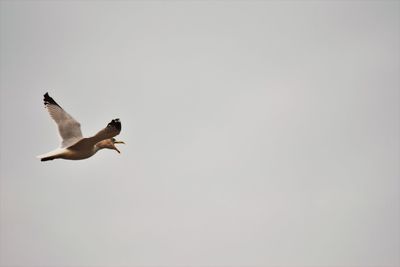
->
[68,119,121,151]
[89,119,122,144]
[43,92,83,148]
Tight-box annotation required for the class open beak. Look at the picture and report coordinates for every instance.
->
[113,140,124,154]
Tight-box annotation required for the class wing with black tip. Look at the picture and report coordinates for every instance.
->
[43,92,83,148]
[68,119,122,151]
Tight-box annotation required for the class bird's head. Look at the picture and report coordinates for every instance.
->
[97,138,125,153]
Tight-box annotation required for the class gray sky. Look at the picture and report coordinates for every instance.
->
[0,1,399,266]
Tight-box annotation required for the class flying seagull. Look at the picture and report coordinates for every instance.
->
[37,92,124,161]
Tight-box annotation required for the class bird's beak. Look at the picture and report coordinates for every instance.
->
[113,140,124,154]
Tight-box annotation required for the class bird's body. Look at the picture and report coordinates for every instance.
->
[37,93,124,161]
[38,146,96,161]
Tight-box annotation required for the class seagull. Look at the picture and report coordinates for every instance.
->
[37,92,125,161]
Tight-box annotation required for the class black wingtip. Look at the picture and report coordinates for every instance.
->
[43,92,61,107]
[107,118,121,131]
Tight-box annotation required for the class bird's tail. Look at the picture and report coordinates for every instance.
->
[36,149,61,162]
[40,156,56,161]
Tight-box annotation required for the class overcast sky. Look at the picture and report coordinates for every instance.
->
[0,1,399,267]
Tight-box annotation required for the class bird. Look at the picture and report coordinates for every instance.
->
[37,92,125,161]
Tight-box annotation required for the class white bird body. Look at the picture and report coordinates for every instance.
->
[37,146,97,161]
[38,93,124,161]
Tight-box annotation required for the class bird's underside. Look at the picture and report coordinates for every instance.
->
[38,93,124,161]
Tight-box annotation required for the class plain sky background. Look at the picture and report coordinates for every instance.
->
[0,1,399,267]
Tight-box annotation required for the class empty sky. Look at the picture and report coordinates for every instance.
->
[0,1,399,267]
